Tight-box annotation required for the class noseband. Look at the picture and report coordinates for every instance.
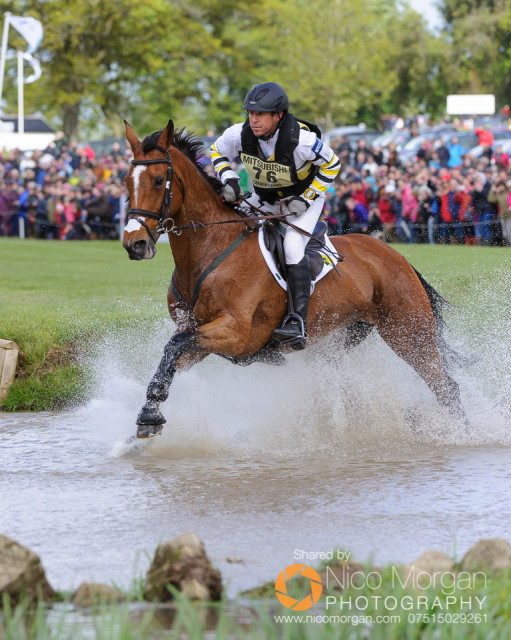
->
[127,145,185,242]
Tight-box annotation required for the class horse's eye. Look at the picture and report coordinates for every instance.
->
[154,177,164,187]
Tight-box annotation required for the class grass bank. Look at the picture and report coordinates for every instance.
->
[0,238,174,410]
[1,238,510,411]
[2,556,510,639]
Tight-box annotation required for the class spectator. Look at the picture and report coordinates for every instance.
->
[488,179,511,246]
[493,145,510,170]
[345,197,369,234]
[0,178,19,236]
[471,177,493,245]
[84,185,113,238]
[436,139,450,169]
[447,137,465,169]
[475,126,494,162]
[367,203,384,240]
[378,183,398,242]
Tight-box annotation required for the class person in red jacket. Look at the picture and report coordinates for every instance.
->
[439,178,464,243]
[378,183,398,242]
[475,127,494,162]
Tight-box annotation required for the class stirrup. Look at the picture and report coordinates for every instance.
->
[272,313,307,351]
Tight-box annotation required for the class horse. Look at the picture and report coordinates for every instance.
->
[122,119,463,438]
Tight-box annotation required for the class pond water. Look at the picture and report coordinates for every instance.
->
[1,308,510,598]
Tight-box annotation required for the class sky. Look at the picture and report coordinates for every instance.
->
[408,0,443,32]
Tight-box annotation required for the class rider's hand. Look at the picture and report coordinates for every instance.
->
[221,178,242,203]
[285,195,310,217]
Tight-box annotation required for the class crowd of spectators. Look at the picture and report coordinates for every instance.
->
[1,124,511,247]
[0,135,130,240]
[315,130,511,246]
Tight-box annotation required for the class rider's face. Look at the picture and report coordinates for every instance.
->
[248,111,281,138]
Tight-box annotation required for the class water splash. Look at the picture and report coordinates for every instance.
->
[74,288,511,460]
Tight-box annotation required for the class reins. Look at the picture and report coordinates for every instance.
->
[126,147,344,270]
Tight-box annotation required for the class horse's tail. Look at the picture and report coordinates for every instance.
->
[413,267,477,368]
[412,267,447,329]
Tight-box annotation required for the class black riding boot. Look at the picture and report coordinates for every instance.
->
[271,255,311,350]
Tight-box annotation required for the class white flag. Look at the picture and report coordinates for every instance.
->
[9,15,43,53]
[23,52,42,84]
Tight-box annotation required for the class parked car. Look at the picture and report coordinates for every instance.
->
[399,129,511,163]
[398,131,455,163]
[371,129,413,151]
[325,125,380,150]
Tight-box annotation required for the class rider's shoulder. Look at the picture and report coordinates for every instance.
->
[297,126,320,148]
[213,122,243,145]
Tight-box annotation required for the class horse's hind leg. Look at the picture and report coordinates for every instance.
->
[377,318,464,420]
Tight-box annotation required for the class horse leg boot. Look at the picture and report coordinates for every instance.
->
[271,255,311,351]
[136,331,195,438]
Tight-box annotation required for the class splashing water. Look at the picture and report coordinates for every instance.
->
[76,276,511,460]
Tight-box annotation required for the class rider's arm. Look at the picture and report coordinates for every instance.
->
[296,131,341,200]
[210,123,243,184]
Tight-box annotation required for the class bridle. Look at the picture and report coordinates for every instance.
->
[124,145,343,268]
[126,145,185,242]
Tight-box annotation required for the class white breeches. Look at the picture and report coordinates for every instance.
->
[244,192,324,264]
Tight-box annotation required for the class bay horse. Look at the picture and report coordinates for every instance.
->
[122,119,463,438]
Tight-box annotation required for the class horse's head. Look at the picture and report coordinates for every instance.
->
[122,119,185,260]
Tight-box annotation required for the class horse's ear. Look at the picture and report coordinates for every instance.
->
[125,120,140,151]
[157,119,175,150]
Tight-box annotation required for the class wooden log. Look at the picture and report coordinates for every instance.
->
[0,339,19,403]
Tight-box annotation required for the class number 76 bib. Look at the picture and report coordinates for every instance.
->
[239,152,294,189]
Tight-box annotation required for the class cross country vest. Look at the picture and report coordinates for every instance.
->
[239,113,321,204]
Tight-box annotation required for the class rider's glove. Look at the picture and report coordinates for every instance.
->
[285,195,310,217]
[221,178,242,203]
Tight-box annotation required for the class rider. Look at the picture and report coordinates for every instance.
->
[210,82,341,349]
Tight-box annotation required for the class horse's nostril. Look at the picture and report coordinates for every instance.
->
[133,239,147,254]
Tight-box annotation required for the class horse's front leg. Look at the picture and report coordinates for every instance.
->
[136,314,252,438]
[136,331,197,437]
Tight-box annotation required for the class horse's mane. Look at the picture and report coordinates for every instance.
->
[141,128,224,194]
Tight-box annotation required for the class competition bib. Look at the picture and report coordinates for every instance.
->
[239,153,294,189]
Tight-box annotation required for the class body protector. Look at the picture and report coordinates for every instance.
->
[240,113,322,204]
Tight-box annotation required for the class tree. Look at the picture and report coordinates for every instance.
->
[262,0,399,130]
[437,0,511,105]
[0,0,220,140]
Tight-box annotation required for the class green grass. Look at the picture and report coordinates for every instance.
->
[0,238,175,410]
[2,560,511,639]
[394,244,511,303]
[1,238,510,411]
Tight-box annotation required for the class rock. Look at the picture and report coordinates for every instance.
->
[461,539,511,572]
[72,582,125,608]
[401,550,455,589]
[143,533,222,602]
[0,534,54,605]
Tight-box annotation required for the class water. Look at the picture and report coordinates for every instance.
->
[1,305,511,598]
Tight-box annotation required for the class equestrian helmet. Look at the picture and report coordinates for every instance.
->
[243,82,289,113]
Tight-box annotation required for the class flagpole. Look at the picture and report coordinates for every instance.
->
[17,49,24,137]
[0,12,11,112]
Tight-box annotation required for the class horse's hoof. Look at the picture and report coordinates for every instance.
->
[136,423,164,439]
[136,405,166,425]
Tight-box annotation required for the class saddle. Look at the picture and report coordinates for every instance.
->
[263,219,329,282]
